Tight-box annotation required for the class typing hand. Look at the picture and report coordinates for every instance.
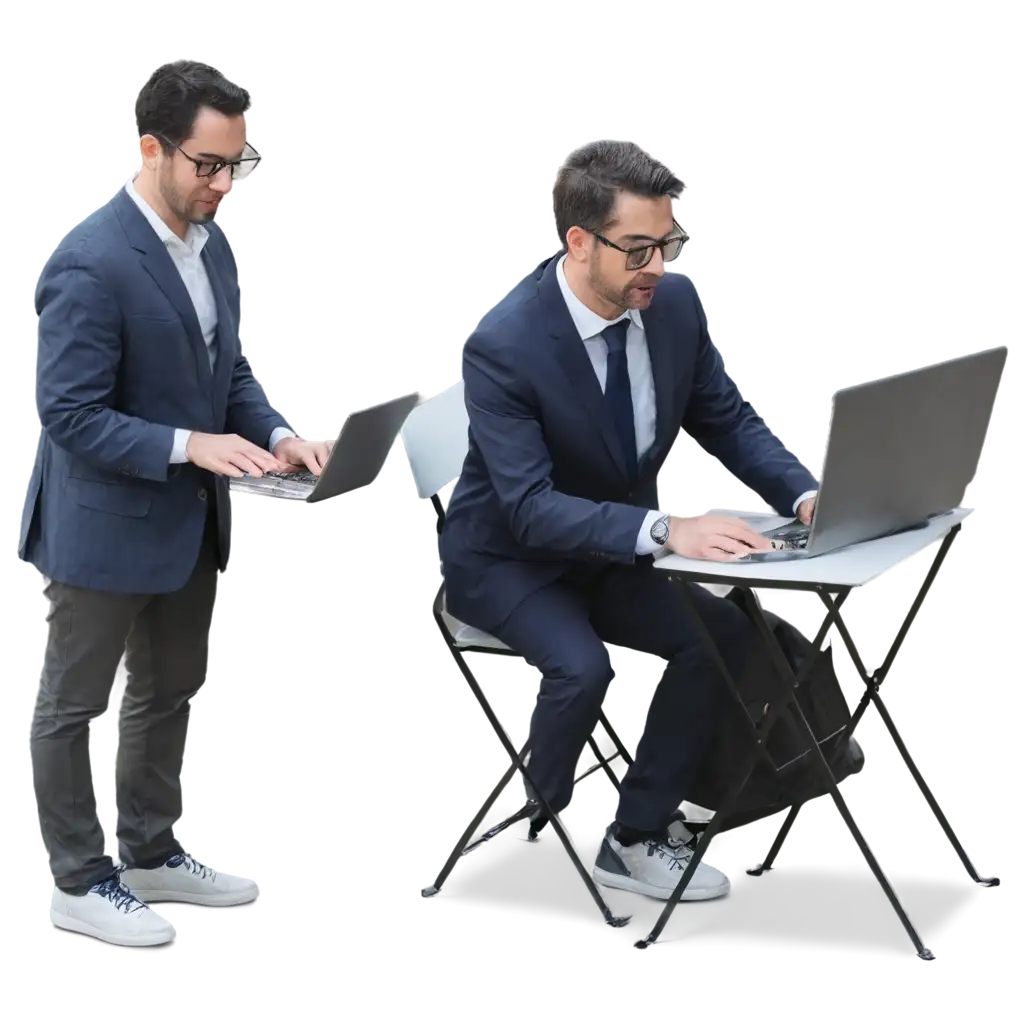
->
[666,514,771,561]
[185,433,287,478]
[272,437,333,476]
[797,496,817,525]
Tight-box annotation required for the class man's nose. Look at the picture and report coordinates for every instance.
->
[208,165,233,195]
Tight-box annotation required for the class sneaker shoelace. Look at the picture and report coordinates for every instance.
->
[643,834,697,872]
[90,868,145,914]
[167,853,217,882]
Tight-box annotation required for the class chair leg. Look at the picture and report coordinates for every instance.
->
[542,807,631,928]
[428,651,626,933]
[747,803,803,876]
[419,757,540,901]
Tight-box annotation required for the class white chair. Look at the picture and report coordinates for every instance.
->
[401,380,509,651]
[400,381,635,928]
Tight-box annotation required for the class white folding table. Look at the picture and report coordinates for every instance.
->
[647,507,991,954]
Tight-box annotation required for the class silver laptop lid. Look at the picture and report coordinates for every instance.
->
[306,391,421,503]
[806,346,1006,555]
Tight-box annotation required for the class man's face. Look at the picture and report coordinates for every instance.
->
[587,193,676,311]
[158,107,247,226]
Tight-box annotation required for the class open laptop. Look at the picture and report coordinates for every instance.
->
[229,392,421,503]
[741,346,1007,562]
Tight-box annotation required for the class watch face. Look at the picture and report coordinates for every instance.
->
[651,517,669,544]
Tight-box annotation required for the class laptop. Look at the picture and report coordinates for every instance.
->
[741,346,1006,561]
[229,392,421,503]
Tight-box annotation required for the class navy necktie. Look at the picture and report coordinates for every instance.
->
[602,319,637,478]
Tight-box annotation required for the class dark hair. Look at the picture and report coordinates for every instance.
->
[553,140,684,248]
[135,60,251,151]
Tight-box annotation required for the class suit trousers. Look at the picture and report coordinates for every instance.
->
[29,504,220,894]
[491,560,757,832]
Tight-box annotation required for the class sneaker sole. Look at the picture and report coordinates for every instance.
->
[593,867,730,902]
[50,909,175,947]
[126,887,258,907]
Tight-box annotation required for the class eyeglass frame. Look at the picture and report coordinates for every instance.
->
[155,135,262,180]
[592,219,689,270]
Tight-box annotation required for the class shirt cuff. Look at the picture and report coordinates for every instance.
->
[269,427,296,453]
[793,490,817,515]
[635,509,667,556]
[170,428,191,464]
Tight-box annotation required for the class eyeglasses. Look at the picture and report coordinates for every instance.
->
[159,136,262,180]
[593,220,689,271]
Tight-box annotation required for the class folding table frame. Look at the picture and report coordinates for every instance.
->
[636,521,999,958]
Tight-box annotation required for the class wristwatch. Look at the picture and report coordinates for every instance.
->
[650,514,670,546]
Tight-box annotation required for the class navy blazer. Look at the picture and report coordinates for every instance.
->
[18,187,291,593]
[439,254,818,631]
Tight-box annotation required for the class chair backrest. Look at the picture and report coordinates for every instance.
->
[401,381,469,499]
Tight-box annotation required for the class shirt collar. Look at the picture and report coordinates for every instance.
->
[125,175,209,256]
[555,254,643,342]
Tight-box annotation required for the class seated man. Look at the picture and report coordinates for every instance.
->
[439,140,818,903]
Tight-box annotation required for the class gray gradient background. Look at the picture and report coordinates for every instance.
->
[2,2,1024,1015]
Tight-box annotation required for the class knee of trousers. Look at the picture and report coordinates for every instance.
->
[665,615,757,699]
[33,696,112,737]
[537,650,615,713]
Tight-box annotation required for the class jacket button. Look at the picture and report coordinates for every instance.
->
[198,487,207,501]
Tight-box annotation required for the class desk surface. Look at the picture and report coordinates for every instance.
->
[654,508,972,589]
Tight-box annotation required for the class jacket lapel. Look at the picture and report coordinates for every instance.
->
[201,246,236,405]
[538,256,631,482]
[112,188,213,392]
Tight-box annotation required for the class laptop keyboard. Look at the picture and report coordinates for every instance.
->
[762,520,810,551]
[263,470,317,485]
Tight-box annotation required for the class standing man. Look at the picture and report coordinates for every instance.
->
[440,140,818,905]
[19,60,330,947]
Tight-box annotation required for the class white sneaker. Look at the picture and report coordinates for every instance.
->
[120,853,259,907]
[50,870,175,947]
[593,825,731,901]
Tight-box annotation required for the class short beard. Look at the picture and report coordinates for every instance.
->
[586,261,625,311]
[159,165,212,225]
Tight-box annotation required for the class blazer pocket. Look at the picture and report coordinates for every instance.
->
[128,313,179,325]
[67,478,152,518]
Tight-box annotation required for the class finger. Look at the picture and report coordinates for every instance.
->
[716,523,771,550]
[303,451,322,475]
[214,459,246,478]
[247,447,287,473]
[701,545,739,562]
[227,453,266,477]
[717,516,767,538]
[706,535,751,557]
[236,439,285,472]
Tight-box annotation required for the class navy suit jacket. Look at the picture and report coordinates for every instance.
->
[439,254,818,632]
[18,187,291,593]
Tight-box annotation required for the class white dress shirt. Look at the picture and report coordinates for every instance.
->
[555,256,814,555]
[125,177,294,462]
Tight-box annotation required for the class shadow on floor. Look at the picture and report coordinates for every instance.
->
[428,827,978,962]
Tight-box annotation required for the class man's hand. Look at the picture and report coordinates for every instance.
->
[273,436,333,476]
[185,432,287,477]
[797,496,817,525]
[665,514,772,561]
